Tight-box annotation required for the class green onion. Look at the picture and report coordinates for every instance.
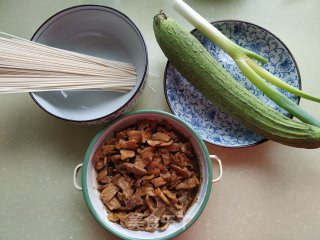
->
[247,59,320,103]
[172,0,320,126]
[236,59,320,127]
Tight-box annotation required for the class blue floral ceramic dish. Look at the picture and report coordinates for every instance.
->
[164,20,301,148]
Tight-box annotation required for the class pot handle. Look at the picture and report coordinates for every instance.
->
[210,155,223,183]
[73,163,83,191]
[73,157,222,188]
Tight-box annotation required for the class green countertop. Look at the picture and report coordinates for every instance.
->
[0,1,320,239]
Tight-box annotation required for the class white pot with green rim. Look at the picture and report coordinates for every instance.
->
[73,110,222,240]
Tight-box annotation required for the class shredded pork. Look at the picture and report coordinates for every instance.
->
[93,119,200,232]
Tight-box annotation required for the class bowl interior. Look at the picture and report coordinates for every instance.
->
[31,5,147,122]
[165,20,300,147]
[82,111,212,240]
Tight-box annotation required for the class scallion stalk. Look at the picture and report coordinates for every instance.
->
[172,0,320,126]
[172,0,267,64]
[236,59,320,127]
[246,59,320,103]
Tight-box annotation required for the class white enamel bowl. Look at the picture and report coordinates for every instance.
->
[30,5,148,124]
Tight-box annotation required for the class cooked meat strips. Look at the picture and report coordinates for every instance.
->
[94,119,200,232]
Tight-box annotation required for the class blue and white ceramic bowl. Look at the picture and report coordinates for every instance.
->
[164,20,301,148]
[30,5,148,124]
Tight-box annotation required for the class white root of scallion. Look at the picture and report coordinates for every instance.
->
[0,31,137,93]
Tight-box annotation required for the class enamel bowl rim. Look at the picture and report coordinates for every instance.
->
[80,110,213,240]
[163,19,301,148]
[29,4,148,123]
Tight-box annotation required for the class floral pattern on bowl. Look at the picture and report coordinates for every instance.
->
[164,20,301,148]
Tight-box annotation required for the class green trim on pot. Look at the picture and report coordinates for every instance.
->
[81,110,213,240]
